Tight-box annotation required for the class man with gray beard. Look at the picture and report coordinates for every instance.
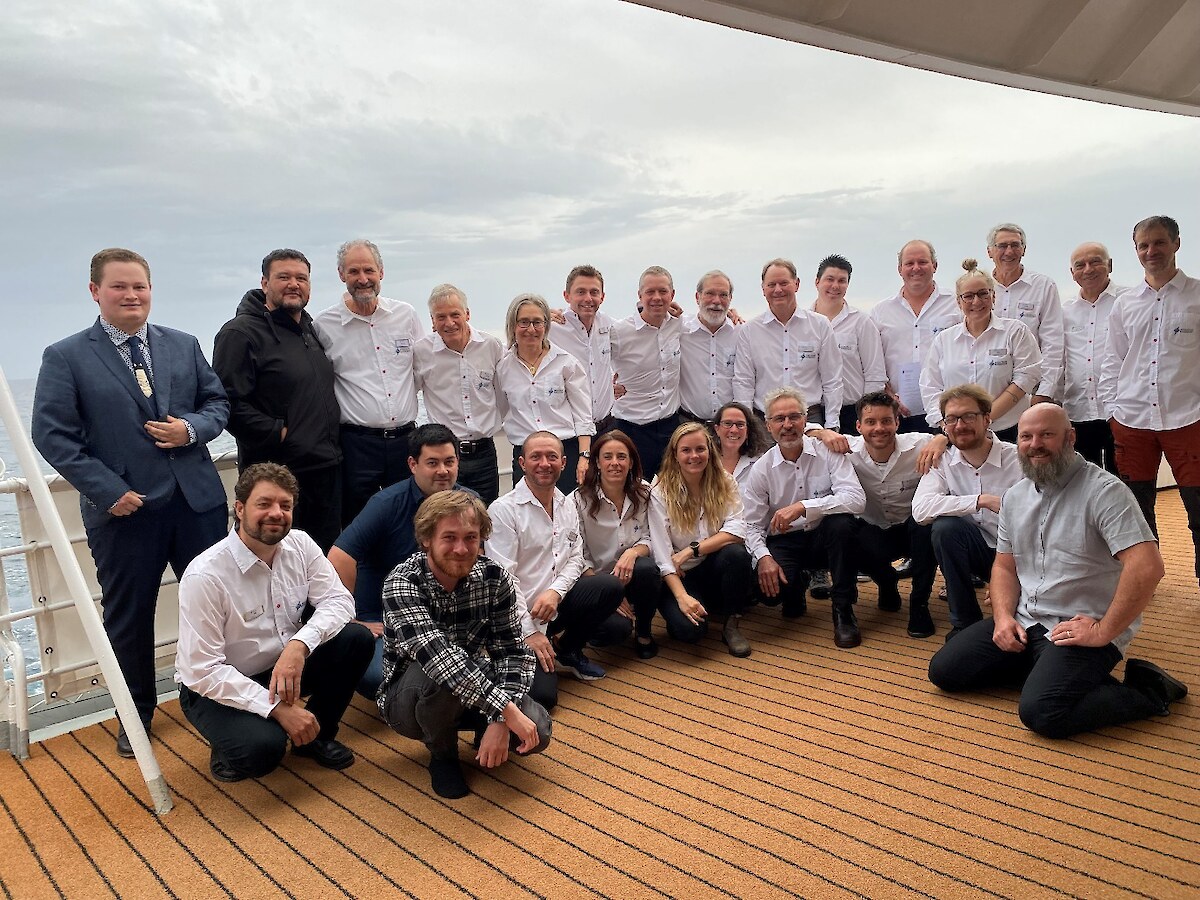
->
[928,404,1188,738]
[679,270,739,423]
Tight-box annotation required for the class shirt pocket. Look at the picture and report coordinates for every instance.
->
[535,372,568,407]
[1166,313,1200,350]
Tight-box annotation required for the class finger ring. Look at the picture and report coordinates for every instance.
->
[1066,631,1072,638]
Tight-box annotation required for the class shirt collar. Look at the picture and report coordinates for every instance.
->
[225,527,272,575]
[769,438,817,467]
[433,326,485,353]
[683,314,733,335]
[100,318,149,344]
[1131,268,1189,297]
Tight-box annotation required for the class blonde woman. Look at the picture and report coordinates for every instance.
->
[649,422,754,657]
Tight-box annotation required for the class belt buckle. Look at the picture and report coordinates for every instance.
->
[459,440,476,455]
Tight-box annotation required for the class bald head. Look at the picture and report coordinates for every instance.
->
[1019,402,1071,435]
[1017,403,1076,485]
[1070,242,1113,301]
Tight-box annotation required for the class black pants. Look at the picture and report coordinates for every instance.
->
[838,403,860,436]
[548,573,626,654]
[928,621,1161,738]
[179,623,374,777]
[931,517,995,628]
[855,517,935,605]
[898,414,939,435]
[648,544,753,642]
[456,439,499,506]
[88,489,228,724]
[1071,418,1117,474]
[339,424,414,526]
[612,413,681,479]
[512,436,582,495]
[291,464,343,554]
[754,514,858,611]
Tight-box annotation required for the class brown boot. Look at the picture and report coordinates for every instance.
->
[722,615,752,657]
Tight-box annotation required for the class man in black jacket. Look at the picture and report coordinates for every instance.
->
[214,249,343,551]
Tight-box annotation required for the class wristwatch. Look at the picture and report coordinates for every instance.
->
[690,541,701,558]
[580,451,590,458]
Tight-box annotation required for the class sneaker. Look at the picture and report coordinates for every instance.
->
[856,572,871,583]
[809,569,832,600]
[556,649,606,681]
[893,558,914,579]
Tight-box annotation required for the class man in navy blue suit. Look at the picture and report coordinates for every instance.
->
[33,248,230,758]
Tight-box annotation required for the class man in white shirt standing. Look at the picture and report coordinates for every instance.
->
[609,266,684,477]
[870,240,961,434]
[735,258,842,431]
[986,223,1065,406]
[413,284,505,504]
[1101,215,1200,587]
[679,270,739,423]
[487,432,625,699]
[912,384,1023,640]
[313,239,425,525]
[742,388,867,648]
[550,264,615,433]
[1063,242,1123,473]
[176,463,374,783]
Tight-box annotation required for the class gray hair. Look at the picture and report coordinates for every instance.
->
[639,265,674,292]
[897,239,938,267]
[504,293,551,349]
[696,269,734,295]
[956,258,997,295]
[337,239,383,273]
[427,283,468,313]
[760,257,798,280]
[764,386,807,415]
[987,223,1027,247]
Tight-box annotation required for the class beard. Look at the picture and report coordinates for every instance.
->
[1019,448,1074,487]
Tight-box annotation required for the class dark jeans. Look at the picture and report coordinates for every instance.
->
[179,623,374,777]
[612,413,681,479]
[1071,418,1117,474]
[456,438,499,506]
[754,514,858,611]
[379,661,552,760]
[88,490,228,724]
[855,517,935,605]
[648,544,753,642]
[931,517,995,628]
[292,464,343,554]
[928,621,1161,738]
[339,424,414,526]
[512,436,582,495]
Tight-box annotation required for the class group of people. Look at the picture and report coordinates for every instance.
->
[30,214,1194,799]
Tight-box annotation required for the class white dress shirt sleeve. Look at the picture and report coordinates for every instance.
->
[802,446,867,522]
[649,489,678,576]
[1009,322,1043,395]
[732,326,756,407]
[292,545,358,654]
[485,502,540,638]
[739,459,772,562]
[1035,286,1065,399]
[858,314,888,395]
[1098,303,1128,420]
[911,465,978,524]
[919,330,950,427]
[549,496,586,598]
[817,321,844,426]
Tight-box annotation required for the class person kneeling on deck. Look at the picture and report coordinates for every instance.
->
[378,491,551,799]
[176,463,375,782]
[487,432,627,705]
[928,405,1188,738]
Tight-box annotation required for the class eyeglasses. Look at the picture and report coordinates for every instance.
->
[516,318,546,329]
[767,413,805,425]
[992,241,1023,251]
[958,290,993,302]
[943,412,983,427]
[701,290,732,301]
[718,420,747,429]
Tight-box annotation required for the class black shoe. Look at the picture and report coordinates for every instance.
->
[634,636,659,660]
[833,608,861,649]
[907,604,935,638]
[115,729,135,759]
[877,585,903,612]
[429,757,469,799]
[1124,658,1189,715]
[292,738,355,770]
[971,575,986,589]
[944,626,964,644]
[809,570,832,600]
[210,749,247,783]
[893,558,914,579]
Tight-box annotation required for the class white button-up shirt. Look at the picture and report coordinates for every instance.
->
[649,477,747,575]
[495,344,595,446]
[846,432,935,528]
[992,269,1064,399]
[822,302,887,407]
[733,308,842,427]
[1100,269,1200,431]
[679,315,739,420]
[920,316,1042,432]
[610,313,682,424]
[413,327,504,440]
[912,437,1023,548]
[550,309,614,422]
[1062,283,1124,422]
[573,483,652,573]
[312,296,425,428]
[869,285,960,416]
[175,529,356,718]
[741,439,866,561]
[486,480,585,638]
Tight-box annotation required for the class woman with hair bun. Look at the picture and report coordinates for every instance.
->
[919,259,1042,442]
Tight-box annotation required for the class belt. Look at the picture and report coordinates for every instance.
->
[458,437,495,456]
[679,408,710,424]
[341,421,416,439]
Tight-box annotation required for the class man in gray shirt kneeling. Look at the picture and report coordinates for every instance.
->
[928,404,1187,737]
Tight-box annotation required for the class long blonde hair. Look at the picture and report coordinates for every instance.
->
[655,422,738,534]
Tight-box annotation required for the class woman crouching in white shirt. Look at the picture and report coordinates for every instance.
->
[649,422,754,657]
[573,430,662,658]
[713,400,771,492]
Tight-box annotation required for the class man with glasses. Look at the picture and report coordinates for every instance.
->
[679,270,740,423]
[986,223,1065,406]
[912,384,1022,641]
[742,388,866,648]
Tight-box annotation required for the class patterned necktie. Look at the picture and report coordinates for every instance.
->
[128,335,154,399]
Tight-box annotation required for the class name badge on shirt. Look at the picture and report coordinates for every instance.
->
[797,343,817,359]
[242,603,266,623]
[988,348,1008,356]
[395,338,412,354]
[477,371,494,391]
[1018,300,1036,311]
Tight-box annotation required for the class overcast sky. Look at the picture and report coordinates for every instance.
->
[2,0,1198,379]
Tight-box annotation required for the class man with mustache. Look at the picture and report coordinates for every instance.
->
[928,404,1187,737]
[214,249,343,552]
[679,270,739,424]
[176,464,374,782]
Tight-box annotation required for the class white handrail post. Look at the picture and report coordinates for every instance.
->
[0,364,172,814]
